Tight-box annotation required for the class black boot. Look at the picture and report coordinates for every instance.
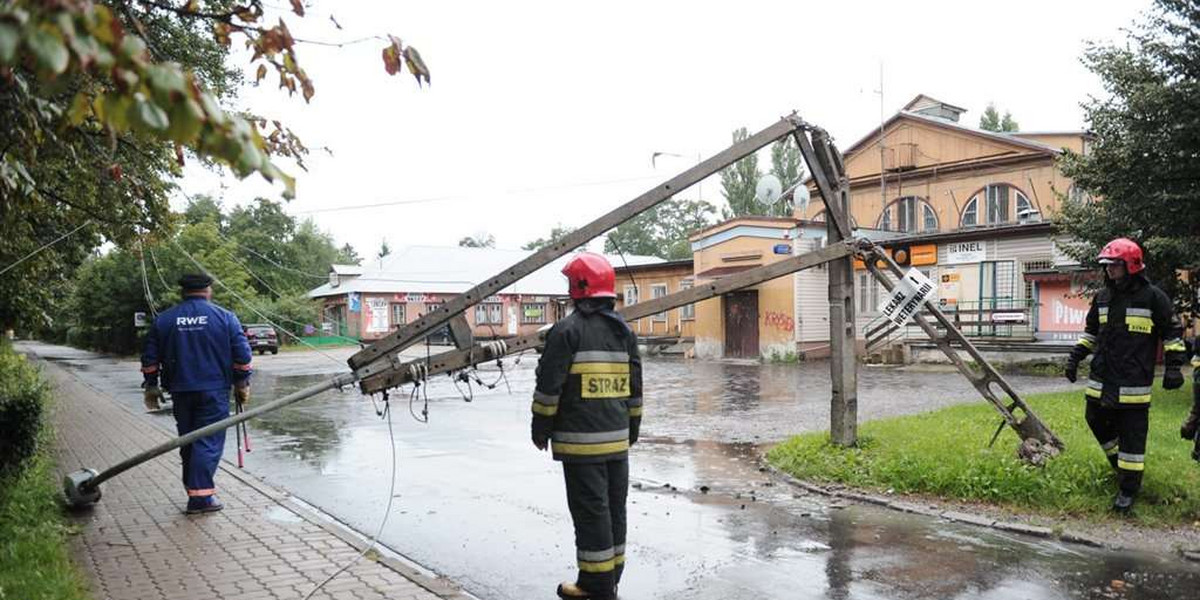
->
[1112,492,1135,514]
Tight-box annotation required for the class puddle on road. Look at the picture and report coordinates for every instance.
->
[227,361,1200,600]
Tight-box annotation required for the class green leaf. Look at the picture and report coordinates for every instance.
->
[165,99,203,143]
[0,23,19,64]
[134,99,169,131]
[145,64,186,96]
[67,92,91,126]
[26,27,69,75]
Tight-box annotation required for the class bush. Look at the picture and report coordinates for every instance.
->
[0,342,48,476]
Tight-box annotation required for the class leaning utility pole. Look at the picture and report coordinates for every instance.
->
[795,128,859,446]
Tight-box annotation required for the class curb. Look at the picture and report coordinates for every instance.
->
[760,461,1200,560]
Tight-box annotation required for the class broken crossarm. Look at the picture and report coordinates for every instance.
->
[358,241,857,394]
[347,116,811,384]
[858,241,1064,463]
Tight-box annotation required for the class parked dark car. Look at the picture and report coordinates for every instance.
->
[243,324,279,355]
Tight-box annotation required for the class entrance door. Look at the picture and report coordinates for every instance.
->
[723,290,759,358]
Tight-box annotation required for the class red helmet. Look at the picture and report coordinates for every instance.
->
[562,252,616,300]
[1097,237,1144,274]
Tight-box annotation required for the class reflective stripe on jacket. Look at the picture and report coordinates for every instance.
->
[1071,275,1184,407]
[532,305,642,463]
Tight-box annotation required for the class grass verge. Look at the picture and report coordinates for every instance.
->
[0,346,89,600]
[767,381,1200,526]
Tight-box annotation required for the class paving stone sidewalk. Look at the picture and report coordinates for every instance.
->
[42,357,468,600]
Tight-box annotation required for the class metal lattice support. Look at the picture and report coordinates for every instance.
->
[859,241,1064,464]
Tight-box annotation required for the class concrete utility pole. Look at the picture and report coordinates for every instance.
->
[825,171,859,447]
[795,127,860,447]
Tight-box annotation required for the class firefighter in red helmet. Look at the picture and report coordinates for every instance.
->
[1065,238,1186,513]
[533,252,641,600]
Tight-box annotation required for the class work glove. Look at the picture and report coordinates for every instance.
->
[143,385,164,412]
[1163,367,1184,390]
[234,384,251,405]
[1182,406,1200,441]
[531,418,551,451]
[1064,359,1079,383]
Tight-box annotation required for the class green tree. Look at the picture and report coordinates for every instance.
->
[458,233,496,248]
[183,195,224,227]
[523,225,577,251]
[337,243,361,265]
[979,103,1019,132]
[377,239,391,261]
[605,199,715,260]
[769,137,806,217]
[0,0,429,332]
[719,127,763,219]
[1057,0,1200,313]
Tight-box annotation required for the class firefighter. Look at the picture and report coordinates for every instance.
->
[1064,238,1186,513]
[532,253,641,600]
[141,273,253,514]
[1182,350,1200,461]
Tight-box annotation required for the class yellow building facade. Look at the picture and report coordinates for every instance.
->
[688,217,810,360]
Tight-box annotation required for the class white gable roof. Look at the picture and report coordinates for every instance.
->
[308,245,662,299]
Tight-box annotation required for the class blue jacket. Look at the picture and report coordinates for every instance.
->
[141,297,253,393]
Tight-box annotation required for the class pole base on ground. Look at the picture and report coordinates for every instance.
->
[64,469,101,507]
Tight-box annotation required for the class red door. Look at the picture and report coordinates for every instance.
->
[723,291,759,358]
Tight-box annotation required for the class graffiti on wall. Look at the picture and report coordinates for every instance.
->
[763,311,795,332]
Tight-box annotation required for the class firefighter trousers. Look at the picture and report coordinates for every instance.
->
[172,389,230,498]
[563,459,628,596]
[1084,401,1147,495]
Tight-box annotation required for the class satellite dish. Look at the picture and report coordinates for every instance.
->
[755,174,782,207]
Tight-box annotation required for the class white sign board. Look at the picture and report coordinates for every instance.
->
[134,311,148,328]
[945,241,986,264]
[366,298,390,333]
[878,268,936,326]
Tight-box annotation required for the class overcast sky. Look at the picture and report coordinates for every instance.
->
[180,0,1151,256]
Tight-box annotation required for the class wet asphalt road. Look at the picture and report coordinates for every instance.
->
[24,341,1200,600]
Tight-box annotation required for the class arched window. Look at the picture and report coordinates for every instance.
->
[960,184,1034,228]
[877,196,938,234]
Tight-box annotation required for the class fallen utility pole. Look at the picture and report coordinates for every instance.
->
[358,241,857,394]
[859,241,1064,463]
[346,116,809,383]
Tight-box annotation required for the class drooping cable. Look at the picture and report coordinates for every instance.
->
[301,391,399,600]
[0,220,93,277]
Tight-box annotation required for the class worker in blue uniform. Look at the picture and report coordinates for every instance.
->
[141,273,253,514]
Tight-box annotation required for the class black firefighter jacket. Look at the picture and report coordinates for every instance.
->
[1071,274,1186,407]
[531,301,642,463]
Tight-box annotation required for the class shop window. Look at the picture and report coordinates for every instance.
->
[680,279,695,320]
[877,197,938,233]
[651,284,668,322]
[522,303,547,324]
[390,303,405,328]
[960,184,1034,228]
[475,303,503,325]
